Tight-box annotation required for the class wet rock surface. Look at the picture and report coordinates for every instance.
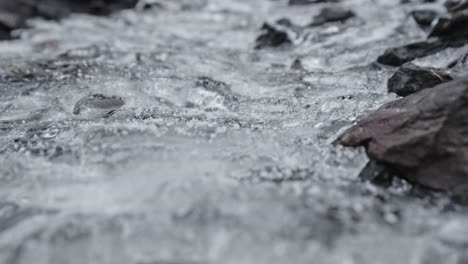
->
[387,63,453,96]
[0,0,138,39]
[429,9,468,40]
[337,77,468,199]
[377,40,448,66]
[0,0,468,263]
[378,1,468,66]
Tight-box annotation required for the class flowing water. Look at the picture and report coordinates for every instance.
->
[0,0,467,263]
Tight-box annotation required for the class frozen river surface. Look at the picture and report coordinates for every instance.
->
[0,0,467,263]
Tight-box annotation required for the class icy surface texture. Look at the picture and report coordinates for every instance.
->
[0,0,467,263]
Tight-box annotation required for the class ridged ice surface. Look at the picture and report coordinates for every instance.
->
[0,0,467,263]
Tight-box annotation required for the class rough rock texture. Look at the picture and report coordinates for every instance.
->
[378,3,468,66]
[0,0,138,39]
[387,63,453,96]
[429,9,468,41]
[1,0,468,263]
[377,40,448,66]
[337,77,468,197]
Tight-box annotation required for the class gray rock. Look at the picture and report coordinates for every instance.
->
[310,7,356,27]
[429,9,468,41]
[388,63,453,96]
[255,23,292,49]
[0,0,138,40]
[411,9,439,28]
[378,8,468,67]
[377,40,448,66]
[336,77,468,198]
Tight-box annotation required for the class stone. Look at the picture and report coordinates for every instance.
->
[254,23,292,49]
[429,10,468,42]
[0,0,138,40]
[387,63,453,96]
[73,94,125,118]
[411,9,439,27]
[310,7,356,26]
[377,40,448,66]
[336,77,468,198]
[378,8,468,66]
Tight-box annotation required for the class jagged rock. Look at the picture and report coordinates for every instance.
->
[0,0,138,40]
[254,23,292,49]
[387,63,453,96]
[336,77,468,199]
[378,7,468,66]
[411,9,439,27]
[310,7,356,26]
[429,9,468,42]
[377,40,447,66]
[73,94,125,118]
[289,0,340,5]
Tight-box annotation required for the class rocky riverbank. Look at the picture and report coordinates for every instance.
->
[0,0,467,263]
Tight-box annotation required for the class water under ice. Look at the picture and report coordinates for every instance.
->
[0,0,467,263]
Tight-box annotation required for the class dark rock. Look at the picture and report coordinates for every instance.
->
[378,7,468,66]
[445,0,468,13]
[377,40,448,66]
[0,23,9,40]
[336,77,468,199]
[73,94,125,118]
[255,23,292,49]
[358,160,395,187]
[452,184,468,204]
[387,63,453,96]
[429,9,468,41]
[411,9,439,27]
[291,58,306,70]
[0,0,138,40]
[136,1,164,11]
[289,0,340,5]
[310,7,356,26]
